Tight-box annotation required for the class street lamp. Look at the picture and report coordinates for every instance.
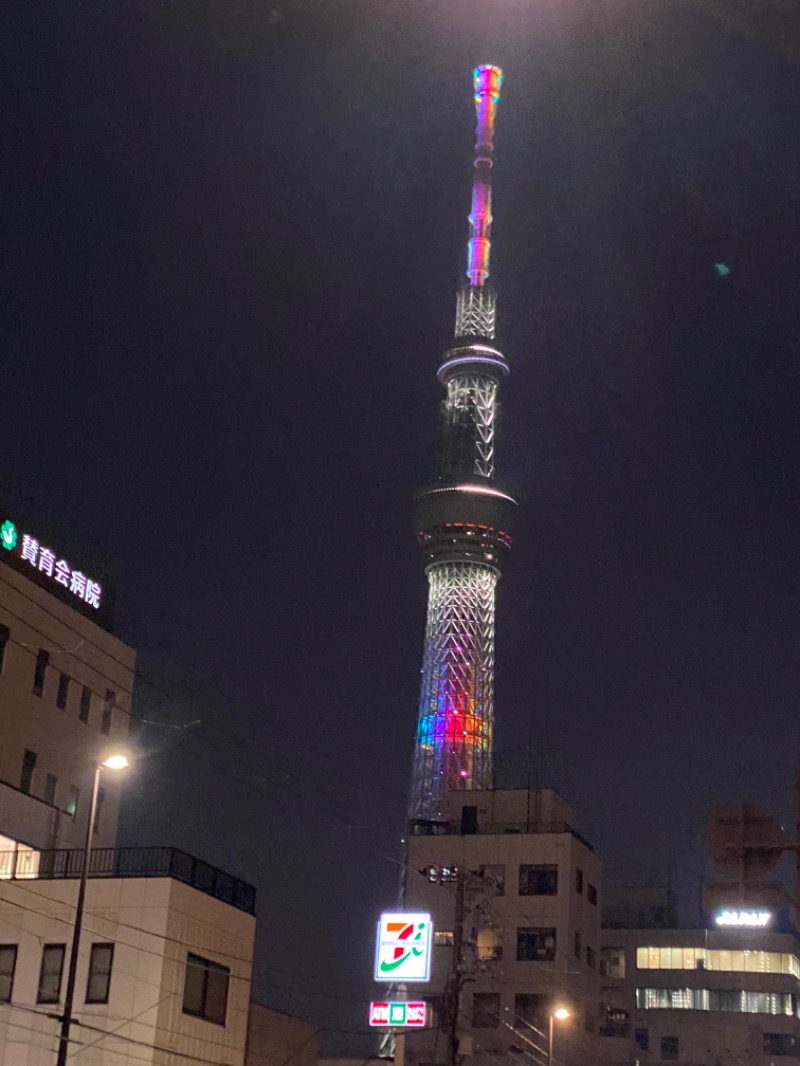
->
[548,1006,570,1066]
[56,748,131,1066]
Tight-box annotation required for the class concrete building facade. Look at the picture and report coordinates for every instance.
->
[0,553,135,857]
[401,789,602,1066]
[0,846,256,1065]
[599,925,800,1065]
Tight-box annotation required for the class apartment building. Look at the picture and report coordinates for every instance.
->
[400,788,602,1066]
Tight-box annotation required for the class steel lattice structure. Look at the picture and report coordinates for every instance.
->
[408,66,517,824]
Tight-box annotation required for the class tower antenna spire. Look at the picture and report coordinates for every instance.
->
[408,65,517,826]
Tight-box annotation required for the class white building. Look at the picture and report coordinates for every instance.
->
[399,788,602,1066]
[0,531,135,860]
[0,846,256,1064]
[599,890,800,1065]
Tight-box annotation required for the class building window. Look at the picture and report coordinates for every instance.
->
[480,864,505,895]
[67,785,79,819]
[93,788,106,833]
[33,649,49,696]
[574,932,582,960]
[587,883,598,905]
[518,864,558,896]
[0,625,9,673]
[636,946,800,976]
[576,868,583,894]
[86,943,114,1004]
[476,928,502,961]
[586,946,596,970]
[56,673,70,710]
[661,1036,679,1061]
[599,1006,630,1037]
[79,687,91,724]
[182,953,229,1025]
[635,1028,649,1051]
[37,944,66,1004]
[101,690,115,736]
[600,947,625,978]
[472,992,500,1028]
[764,1034,798,1057]
[44,774,57,806]
[514,993,548,1030]
[517,928,556,962]
[0,945,17,1003]
[435,931,454,946]
[20,750,36,794]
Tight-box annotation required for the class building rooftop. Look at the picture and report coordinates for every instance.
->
[1,844,256,915]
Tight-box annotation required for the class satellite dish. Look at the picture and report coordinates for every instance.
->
[704,802,787,880]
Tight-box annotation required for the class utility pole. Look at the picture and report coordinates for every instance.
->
[446,869,467,1066]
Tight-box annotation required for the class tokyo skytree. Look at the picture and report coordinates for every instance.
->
[409,65,516,824]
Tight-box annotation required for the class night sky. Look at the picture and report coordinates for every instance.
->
[4,0,800,1050]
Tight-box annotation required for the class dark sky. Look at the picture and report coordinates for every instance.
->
[4,0,800,1050]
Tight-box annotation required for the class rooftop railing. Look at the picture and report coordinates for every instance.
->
[0,845,256,915]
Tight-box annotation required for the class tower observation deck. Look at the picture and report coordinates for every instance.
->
[409,65,517,825]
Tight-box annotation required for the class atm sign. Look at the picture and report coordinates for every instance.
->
[369,1001,427,1028]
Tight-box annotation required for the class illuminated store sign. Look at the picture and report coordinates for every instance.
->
[714,909,772,927]
[0,520,102,610]
[374,913,433,982]
[369,1002,427,1028]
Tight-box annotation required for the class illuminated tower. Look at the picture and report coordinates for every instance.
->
[409,65,516,824]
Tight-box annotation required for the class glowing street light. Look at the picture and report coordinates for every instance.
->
[549,1005,571,1066]
[56,747,132,1066]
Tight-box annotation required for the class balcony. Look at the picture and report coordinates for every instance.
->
[0,845,256,915]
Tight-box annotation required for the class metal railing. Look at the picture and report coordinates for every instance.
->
[0,845,256,915]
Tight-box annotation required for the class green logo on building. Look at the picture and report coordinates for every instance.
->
[0,520,17,551]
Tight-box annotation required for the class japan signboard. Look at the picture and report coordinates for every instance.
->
[369,1001,427,1028]
[374,912,433,982]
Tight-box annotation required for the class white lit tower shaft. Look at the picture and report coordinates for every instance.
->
[409,66,516,825]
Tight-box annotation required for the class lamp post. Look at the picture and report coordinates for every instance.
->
[548,1006,570,1066]
[56,750,130,1066]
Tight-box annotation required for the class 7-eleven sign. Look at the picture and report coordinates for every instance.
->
[374,912,433,982]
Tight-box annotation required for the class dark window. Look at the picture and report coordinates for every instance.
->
[183,953,230,1025]
[587,883,598,906]
[0,625,9,673]
[472,992,500,1028]
[20,750,36,794]
[0,946,17,1003]
[37,944,65,1003]
[33,649,49,696]
[56,673,70,710]
[461,805,478,834]
[517,927,556,962]
[93,789,106,834]
[518,864,558,896]
[101,689,115,736]
[764,1034,798,1057]
[44,773,57,806]
[480,864,505,895]
[600,1007,630,1038]
[661,1036,679,1061]
[79,687,91,724]
[67,785,79,819]
[600,947,626,979]
[86,943,114,1004]
[574,932,582,959]
[576,868,583,894]
[514,993,548,1030]
[586,946,596,970]
[635,1028,649,1051]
